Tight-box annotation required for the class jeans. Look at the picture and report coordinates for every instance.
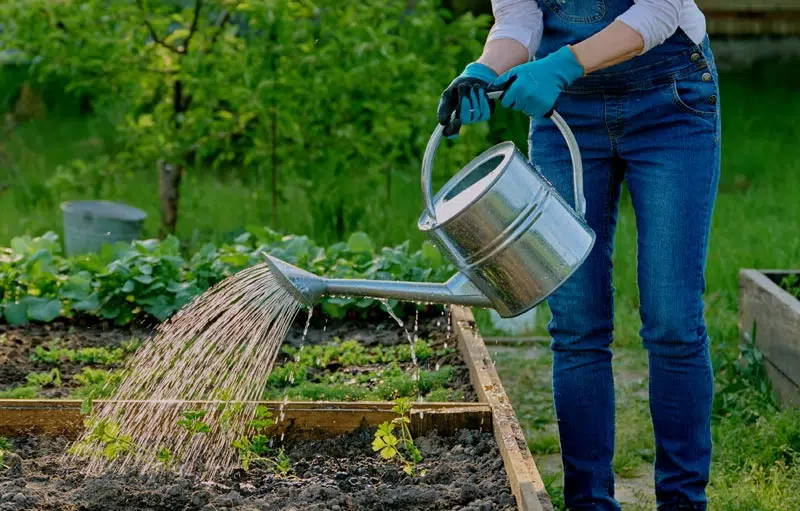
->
[528,36,721,510]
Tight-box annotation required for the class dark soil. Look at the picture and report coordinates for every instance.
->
[0,310,476,402]
[0,427,515,511]
[0,321,150,397]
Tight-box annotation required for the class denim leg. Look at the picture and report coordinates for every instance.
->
[530,92,622,511]
[619,64,721,509]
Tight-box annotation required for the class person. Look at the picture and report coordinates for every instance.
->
[437,1,720,510]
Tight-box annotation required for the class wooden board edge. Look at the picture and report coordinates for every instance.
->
[764,357,800,408]
[452,306,551,511]
[0,399,492,440]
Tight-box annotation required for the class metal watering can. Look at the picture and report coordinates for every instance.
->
[265,91,596,318]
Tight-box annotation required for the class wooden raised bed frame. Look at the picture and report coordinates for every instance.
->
[739,269,800,407]
[0,306,552,511]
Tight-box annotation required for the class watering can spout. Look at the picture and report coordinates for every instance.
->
[264,255,493,309]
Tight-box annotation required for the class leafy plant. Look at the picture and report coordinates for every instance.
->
[714,321,780,424]
[25,368,62,388]
[1,230,453,326]
[779,274,800,300]
[232,404,292,476]
[177,410,212,435]
[0,437,11,470]
[372,398,425,476]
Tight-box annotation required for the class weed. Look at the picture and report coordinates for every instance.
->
[372,398,425,476]
[527,432,561,456]
[779,274,800,299]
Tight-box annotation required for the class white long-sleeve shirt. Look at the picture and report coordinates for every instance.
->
[487,0,707,60]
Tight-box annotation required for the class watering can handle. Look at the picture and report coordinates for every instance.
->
[421,90,586,223]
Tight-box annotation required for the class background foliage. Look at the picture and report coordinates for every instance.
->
[1,0,495,244]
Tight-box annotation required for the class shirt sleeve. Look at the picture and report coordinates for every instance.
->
[616,0,684,54]
[486,0,544,61]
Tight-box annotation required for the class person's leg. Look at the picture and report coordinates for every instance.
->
[619,40,721,510]
[529,92,622,511]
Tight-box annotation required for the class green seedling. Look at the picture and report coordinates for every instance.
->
[25,368,62,388]
[372,398,425,476]
[232,405,292,476]
[69,418,138,462]
[0,437,11,469]
[177,410,212,434]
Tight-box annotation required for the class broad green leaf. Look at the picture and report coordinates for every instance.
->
[73,293,101,312]
[122,280,135,293]
[347,232,373,253]
[379,446,397,460]
[3,302,28,325]
[27,298,62,322]
[60,274,92,301]
[421,241,442,267]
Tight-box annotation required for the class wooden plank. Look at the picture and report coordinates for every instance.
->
[452,306,551,511]
[739,269,800,406]
[764,358,800,408]
[0,400,492,440]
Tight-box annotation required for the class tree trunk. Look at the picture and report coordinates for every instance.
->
[158,160,183,237]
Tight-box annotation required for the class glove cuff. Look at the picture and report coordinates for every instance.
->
[550,46,586,85]
[461,62,498,84]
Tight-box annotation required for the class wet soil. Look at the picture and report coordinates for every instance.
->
[0,427,515,511]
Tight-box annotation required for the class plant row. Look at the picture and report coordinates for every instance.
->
[0,228,454,326]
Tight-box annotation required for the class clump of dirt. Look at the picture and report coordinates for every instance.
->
[0,428,515,511]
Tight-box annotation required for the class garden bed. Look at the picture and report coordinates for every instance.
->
[0,307,552,511]
[739,269,800,406]
[0,427,516,511]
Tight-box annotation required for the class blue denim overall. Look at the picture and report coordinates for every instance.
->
[529,2,721,510]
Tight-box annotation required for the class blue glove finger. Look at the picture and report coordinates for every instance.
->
[471,87,484,123]
[478,91,492,121]
[500,78,524,110]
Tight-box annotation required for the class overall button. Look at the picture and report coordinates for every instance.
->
[701,72,712,82]
[708,94,717,104]
[690,52,701,62]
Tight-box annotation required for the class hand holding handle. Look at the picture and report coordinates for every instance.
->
[422,92,585,224]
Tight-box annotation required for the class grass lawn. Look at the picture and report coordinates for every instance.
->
[2,57,800,509]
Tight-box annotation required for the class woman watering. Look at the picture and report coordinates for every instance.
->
[438,1,720,510]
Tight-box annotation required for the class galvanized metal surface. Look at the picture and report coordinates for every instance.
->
[418,103,594,317]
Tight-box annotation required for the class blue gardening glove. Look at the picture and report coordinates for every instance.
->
[488,46,585,118]
[437,62,498,137]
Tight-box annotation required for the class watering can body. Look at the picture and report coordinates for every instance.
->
[264,95,595,319]
[417,105,595,317]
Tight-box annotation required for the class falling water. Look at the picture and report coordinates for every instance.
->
[379,299,423,401]
[67,262,302,478]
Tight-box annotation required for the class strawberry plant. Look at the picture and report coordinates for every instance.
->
[372,398,425,476]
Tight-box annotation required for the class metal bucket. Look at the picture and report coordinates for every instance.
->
[417,110,595,318]
[61,200,147,256]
